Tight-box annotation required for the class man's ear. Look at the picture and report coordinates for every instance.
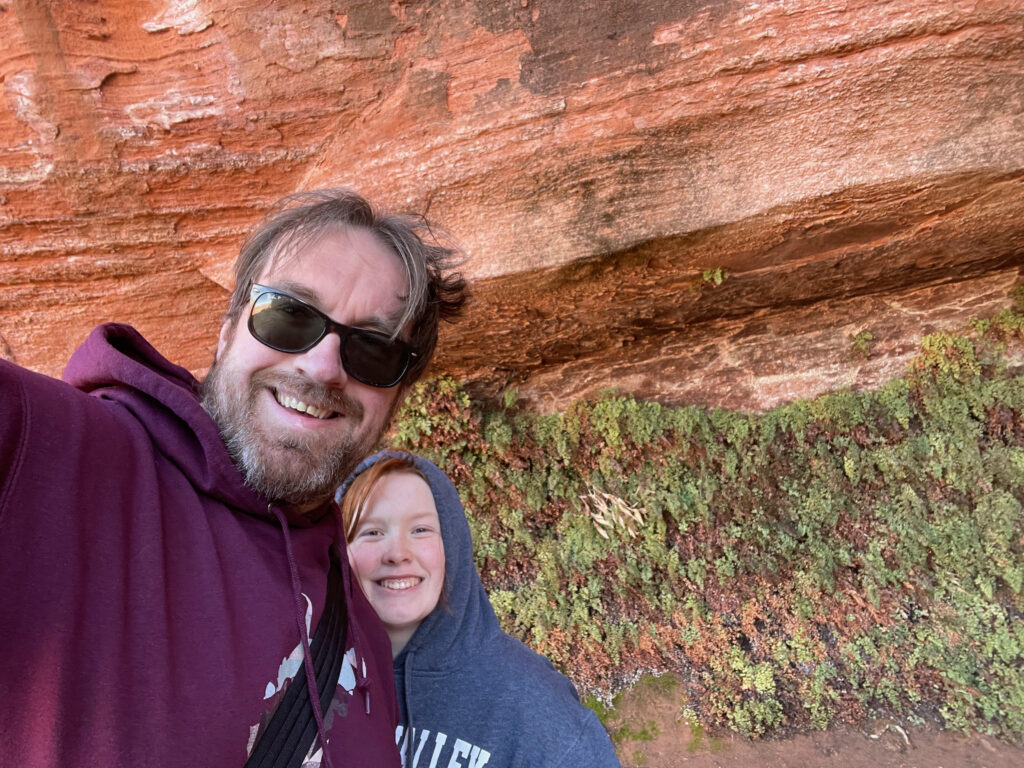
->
[215,316,235,361]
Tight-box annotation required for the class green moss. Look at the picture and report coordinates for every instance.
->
[701,267,729,286]
[583,694,614,725]
[617,721,660,743]
[584,675,678,748]
[850,330,874,358]
[1013,285,1024,313]
[684,719,726,753]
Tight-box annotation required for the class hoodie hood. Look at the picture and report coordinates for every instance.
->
[337,450,502,670]
[63,322,306,523]
[337,451,622,768]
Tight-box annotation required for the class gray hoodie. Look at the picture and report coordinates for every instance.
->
[339,451,621,768]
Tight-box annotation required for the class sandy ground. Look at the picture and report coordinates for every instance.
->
[621,722,1024,768]
[610,680,1024,767]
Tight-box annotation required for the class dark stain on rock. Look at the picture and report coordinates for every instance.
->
[406,68,454,121]
[475,0,734,94]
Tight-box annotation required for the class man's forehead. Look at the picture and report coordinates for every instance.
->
[265,224,397,273]
[264,274,406,327]
[255,225,410,329]
[258,249,409,333]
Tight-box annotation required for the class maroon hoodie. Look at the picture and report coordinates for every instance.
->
[0,323,399,767]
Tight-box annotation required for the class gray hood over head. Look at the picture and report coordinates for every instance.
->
[338,450,621,768]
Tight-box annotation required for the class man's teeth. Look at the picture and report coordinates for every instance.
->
[275,393,334,419]
[380,578,421,590]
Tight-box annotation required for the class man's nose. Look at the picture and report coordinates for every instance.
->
[294,332,349,386]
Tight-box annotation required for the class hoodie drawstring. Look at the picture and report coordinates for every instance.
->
[335,513,375,718]
[272,505,336,768]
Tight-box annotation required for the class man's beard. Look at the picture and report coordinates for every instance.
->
[200,361,377,511]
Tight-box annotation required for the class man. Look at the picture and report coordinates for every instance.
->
[0,189,467,767]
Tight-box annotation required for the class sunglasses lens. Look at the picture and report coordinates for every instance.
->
[250,293,325,352]
[342,331,409,388]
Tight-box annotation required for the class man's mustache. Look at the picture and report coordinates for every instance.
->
[254,370,365,420]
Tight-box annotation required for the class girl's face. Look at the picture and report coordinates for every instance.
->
[347,471,445,655]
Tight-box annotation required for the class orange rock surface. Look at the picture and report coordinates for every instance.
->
[1,0,1022,410]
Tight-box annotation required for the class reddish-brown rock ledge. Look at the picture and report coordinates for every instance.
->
[1,0,1022,412]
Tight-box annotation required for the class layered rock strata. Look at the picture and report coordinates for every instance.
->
[1,0,1021,410]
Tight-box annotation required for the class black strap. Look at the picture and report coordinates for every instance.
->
[246,556,347,768]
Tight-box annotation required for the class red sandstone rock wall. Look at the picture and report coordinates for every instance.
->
[1,0,1021,411]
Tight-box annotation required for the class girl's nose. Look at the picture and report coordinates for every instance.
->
[384,535,412,564]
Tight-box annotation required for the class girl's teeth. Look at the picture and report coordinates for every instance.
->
[381,578,420,590]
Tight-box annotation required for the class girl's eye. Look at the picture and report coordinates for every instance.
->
[357,528,383,538]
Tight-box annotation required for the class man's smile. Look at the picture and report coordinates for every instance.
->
[273,389,338,419]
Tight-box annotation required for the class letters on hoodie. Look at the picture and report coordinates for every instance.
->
[396,726,493,768]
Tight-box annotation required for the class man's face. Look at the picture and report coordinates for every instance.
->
[202,226,409,513]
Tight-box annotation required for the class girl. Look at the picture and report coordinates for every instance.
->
[338,451,621,768]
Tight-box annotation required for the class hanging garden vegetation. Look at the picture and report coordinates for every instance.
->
[391,306,1024,741]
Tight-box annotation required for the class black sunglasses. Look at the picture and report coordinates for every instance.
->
[247,284,418,388]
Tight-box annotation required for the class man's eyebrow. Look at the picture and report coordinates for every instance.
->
[272,280,321,306]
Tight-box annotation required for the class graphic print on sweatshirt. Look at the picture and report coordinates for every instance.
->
[245,593,370,766]
[396,725,492,768]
